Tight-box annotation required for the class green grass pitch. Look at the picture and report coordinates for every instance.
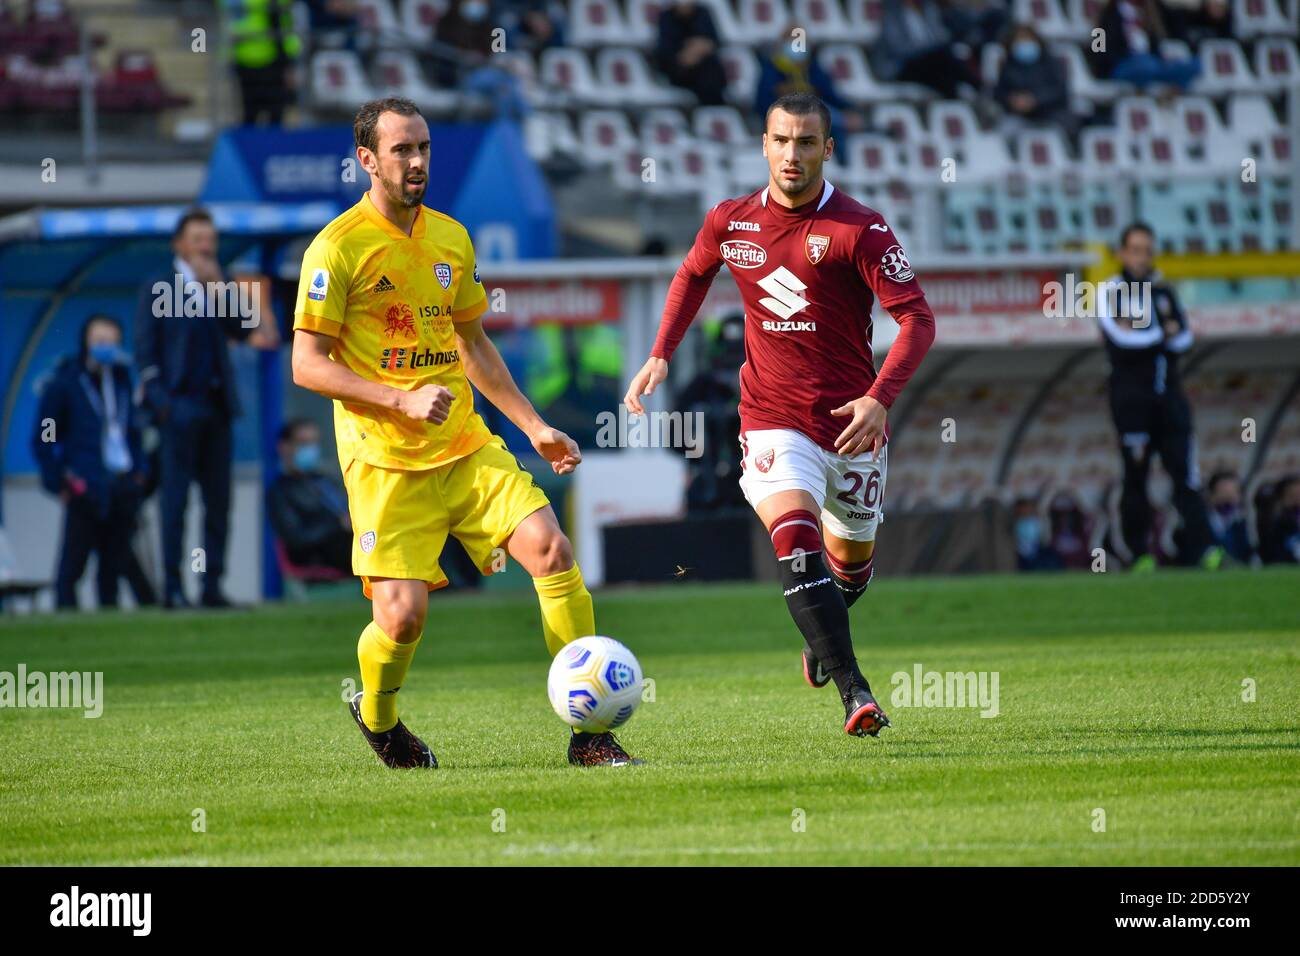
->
[1,568,1297,866]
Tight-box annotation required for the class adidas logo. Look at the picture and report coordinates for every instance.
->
[372,275,396,294]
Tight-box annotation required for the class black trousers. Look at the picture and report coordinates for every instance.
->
[159,395,233,596]
[236,62,290,126]
[56,474,152,609]
[1110,387,1214,561]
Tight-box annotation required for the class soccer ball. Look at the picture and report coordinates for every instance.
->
[547,636,643,733]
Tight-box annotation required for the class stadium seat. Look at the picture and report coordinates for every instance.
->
[928,100,1010,180]
[497,50,562,110]
[692,104,752,147]
[838,0,883,43]
[1254,37,1300,93]
[871,102,926,142]
[841,132,905,191]
[624,0,667,47]
[525,109,582,162]
[1174,96,1240,171]
[1227,93,1281,157]
[980,41,1004,89]
[818,43,929,102]
[539,46,603,104]
[732,0,793,47]
[1015,127,1073,184]
[399,0,448,45]
[578,108,638,167]
[569,0,631,47]
[1012,0,1075,41]
[372,51,459,115]
[355,0,403,44]
[718,44,760,105]
[311,50,377,111]
[1233,0,1295,39]
[1064,0,1104,39]
[791,0,850,43]
[1198,39,1257,96]
[595,47,693,106]
[639,107,691,152]
[1051,42,1129,111]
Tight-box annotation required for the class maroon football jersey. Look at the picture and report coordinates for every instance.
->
[651,181,935,452]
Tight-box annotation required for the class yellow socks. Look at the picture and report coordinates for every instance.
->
[357,621,420,733]
[532,563,594,657]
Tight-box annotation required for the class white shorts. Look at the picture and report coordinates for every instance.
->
[738,428,888,542]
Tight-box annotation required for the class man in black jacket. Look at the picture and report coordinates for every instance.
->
[655,0,728,106]
[1097,222,1221,570]
[267,418,352,573]
[32,315,155,609]
[135,207,257,609]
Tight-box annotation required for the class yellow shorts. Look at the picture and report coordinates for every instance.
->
[342,435,551,600]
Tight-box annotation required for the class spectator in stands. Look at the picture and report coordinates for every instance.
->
[994,23,1076,136]
[305,0,359,49]
[1259,475,1300,564]
[1091,0,1200,91]
[874,0,981,100]
[1164,0,1232,45]
[654,0,728,106]
[1097,221,1222,571]
[134,208,262,609]
[944,0,1009,50]
[221,0,302,126]
[1205,470,1253,564]
[1012,496,1064,571]
[1046,490,1092,569]
[754,26,866,134]
[502,0,566,53]
[31,315,155,610]
[268,419,352,574]
[435,0,530,117]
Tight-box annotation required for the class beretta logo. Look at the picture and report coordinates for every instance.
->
[720,240,767,270]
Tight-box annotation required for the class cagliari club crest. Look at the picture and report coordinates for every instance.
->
[434,262,452,289]
[805,234,830,265]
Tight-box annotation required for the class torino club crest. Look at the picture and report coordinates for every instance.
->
[805,234,830,265]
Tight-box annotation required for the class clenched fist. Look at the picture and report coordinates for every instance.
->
[397,384,455,424]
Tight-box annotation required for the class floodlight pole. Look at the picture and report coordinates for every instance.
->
[78,23,99,187]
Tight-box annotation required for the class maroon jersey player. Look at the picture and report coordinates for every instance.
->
[624,93,937,738]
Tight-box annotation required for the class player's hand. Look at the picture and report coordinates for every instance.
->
[624,357,668,415]
[831,394,887,457]
[397,384,455,424]
[531,427,582,475]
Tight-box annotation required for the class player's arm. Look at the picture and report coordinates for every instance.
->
[833,222,937,456]
[1158,282,1193,352]
[624,210,725,414]
[455,315,580,475]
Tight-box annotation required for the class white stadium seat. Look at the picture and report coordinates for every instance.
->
[595,47,694,106]
[840,0,884,44]
[569,0,631,48]
[312,51,376,110]
[1198,39,1257,96]
[1233,0,1295,40]
[818,43,929,103]
[1013,0,1074,41]
[578,109,638,167]
[718,45,760,106]
[732,0,793,47]
[399,0,447,45]
[692,105,752,148]
[1254,37,1300,92]
[539,47,603,104]
[355,0,402,42]
[373,51,459,115]
[697,0,747,45]
[791,0,850,43]
[639,108,691,152]
[624,0,668,48]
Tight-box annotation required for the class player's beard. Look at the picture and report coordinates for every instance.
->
[773,162,821,201]
[379,167,427,208]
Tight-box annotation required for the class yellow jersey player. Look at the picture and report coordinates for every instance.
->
[292,98,639,768]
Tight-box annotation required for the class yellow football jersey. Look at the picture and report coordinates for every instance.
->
[294,192,491,471]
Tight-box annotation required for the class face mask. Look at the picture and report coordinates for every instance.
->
[293,443,322,472]
[462,1,488,21]
[89,343,122,367]
[1012,40,1041,64]
[785,45,808,63]
[1014,517,1040,554]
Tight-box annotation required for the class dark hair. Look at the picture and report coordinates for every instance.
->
[1119,221,1155,248]
[1208,470,1239,493]
[354,97,422,154]
[172,206,214,242]
[80,314,122,357]
[765,93,832,140]
[278,418,319,444]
